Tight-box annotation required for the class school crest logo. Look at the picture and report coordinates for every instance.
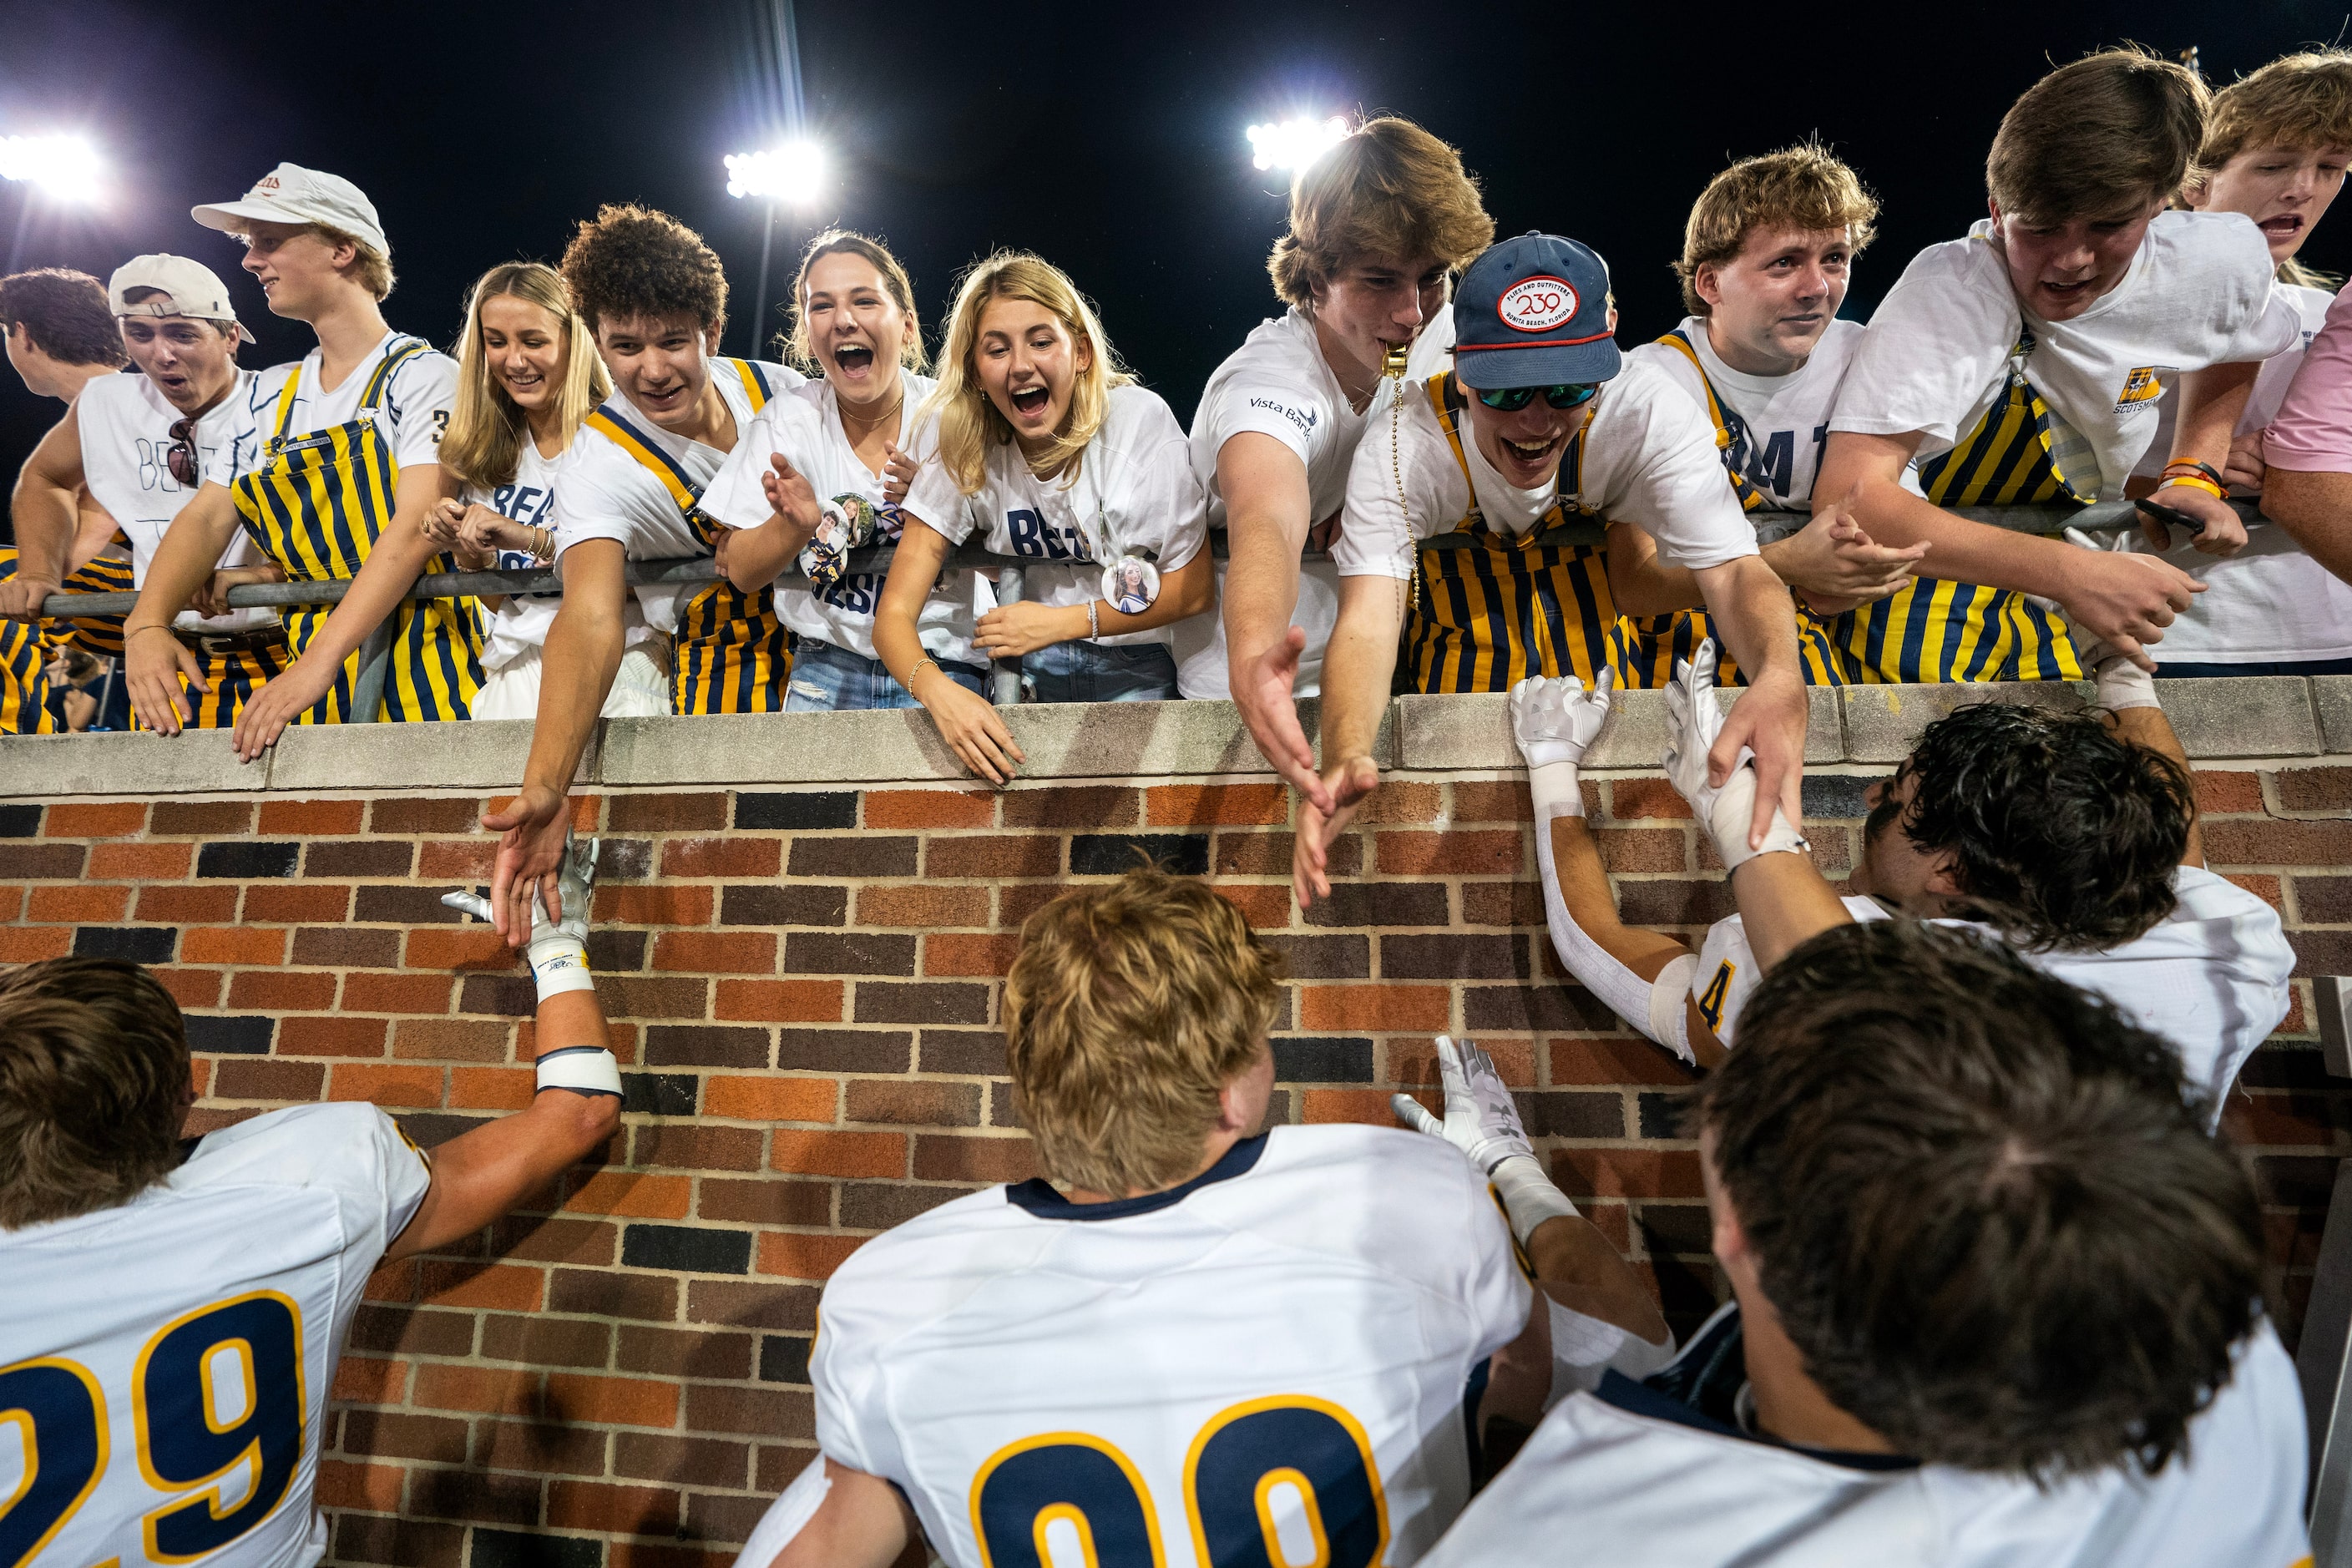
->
[2115,366,2169,413]
[1499,276,1578,332]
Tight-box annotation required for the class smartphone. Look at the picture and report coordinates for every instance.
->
[2133,495,2208,537]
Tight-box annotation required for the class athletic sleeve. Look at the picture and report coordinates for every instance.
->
[1828,240,2017,446]
[1333,387,1454,579]
[387,350,459,470]
[1590,360,1758,569]
[897,415,978,546]
[1461,1165,1539,1362]
[2265,284,2352,472]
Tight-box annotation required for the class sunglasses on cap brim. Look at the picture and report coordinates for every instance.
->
[1474,383,1599,412]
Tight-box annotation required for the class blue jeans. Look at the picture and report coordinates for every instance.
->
[1022,640,1179,704]
[786,638,985,711]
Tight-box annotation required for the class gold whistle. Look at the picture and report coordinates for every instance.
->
[1382,341,1410,378]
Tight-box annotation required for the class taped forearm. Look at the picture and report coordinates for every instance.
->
[732,1454,833,1568]
[1533,799,1695,1062]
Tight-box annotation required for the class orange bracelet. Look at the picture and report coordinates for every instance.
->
[2158,473,2227,501]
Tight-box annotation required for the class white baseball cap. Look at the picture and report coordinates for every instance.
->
[190,162,389,256]
[109,254,245,331]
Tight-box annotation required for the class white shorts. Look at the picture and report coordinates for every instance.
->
[470,640,672,721]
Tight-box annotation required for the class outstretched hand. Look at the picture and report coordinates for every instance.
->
[483,786,574,945]
[1292,753,1378,908]
[1236,625,1328,812]
[1389,1034,1532,1175]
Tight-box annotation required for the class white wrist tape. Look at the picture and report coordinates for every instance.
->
[732,1454,832,1568]
[1490,1152,1580,1246]
[534,1045,623,1099]
[525,934,595,1000]
[1525,760,1583,820]
[1646,953,1698,1065]
[1703,766,1808,874]
[2094,658,2161,711]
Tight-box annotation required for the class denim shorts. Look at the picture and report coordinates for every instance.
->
[1021,640,1180,704]
[786,638,986,711]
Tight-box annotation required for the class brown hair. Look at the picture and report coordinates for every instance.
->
[1003,867,1282,1196]
[1674,144,1880,316]
[319,225,395,301]
[0,269,126,367]
[440,261,611,490]
[1699,921,2263,1479]
[1267,117,1494,310]
[2195,50,2352,288]
[1988,47,2209,225]
[561,204,729,336]
[0,958,192,1228]
[785,230,928,374]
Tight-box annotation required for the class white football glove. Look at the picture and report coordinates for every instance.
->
[1662,641,1807,873]
[1392,1034,1578,1246]
[2059,527,2160,711]
[1510,667,1615,769]
[444,834,599,998]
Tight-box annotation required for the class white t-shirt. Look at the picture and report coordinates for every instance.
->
[899,382,1208,649]
[2126,282,2352,663]
[1424,1307,2310,1568]
[1175,303,1456,697]
[74,367,274,633]
[463,438,656,670]
[1689,866,2293,1123]
[552,357,802,635]
[700,370,981,667]
[812,1125,1570,1568]
[1829,212,2302,501]
[1335,353,1761,580]
[0,1102,432,1568]
[228,330,459,476]
[1628,316,1864,508]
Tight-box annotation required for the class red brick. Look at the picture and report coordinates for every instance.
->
[331,1355,409,1405]
[1449,781,1534,823]
[180,926,289,965]
[87,842,192,880]
[705,1075,837,1123]
[189,1058,210,1099]
[417,840,496,881]
[755,1232,867,1280]
[2276,766,2352,812]
[864,790,995,829]
[596,885,715,925]
[0,928,73,963]
[227,970,339,1011]
[451,1065,535,1110]
[1214,883,1292,932]
[1146,783,1287,827]
[405,927,524,971]
[912,1134,1035,1183]
[397,1018,514,1063]
[1388,1036,1535,1087]
[419,1261,547,1312]
[606,792,729,831]
[925,834,1062,878]
[212,1057,325,1100]
[855,884,990,928]
[148,800,255,836]
[1302,1089,1409,1125]
[845,1080,981,1126]
[1353,781,1444,824]
[2193,771,2264,814]
[2208,819,2352,866]
[344,972,456,1014]
[28,884,129,922]
[608,1546,736,1568]
[1555,1148,1707,1201]
[1606,779,1695,821]
[153,969,223,1009]
[1375,829,1525,876]
[547,1481,683,1536]
[1299,984,1450,1031]
[922,933,1025,977]
[242,883,355,922]
[315,1459,407,1514]
[278,1015,389,1058]
[331,1063,445,1109]
[412,1363,538,1417]
[661,837,781,878]
[652,931,776,974]
[2224,873,2285,913]
[371,797,488,834]
[136,883,238,923]
[1550,1037,1701,1087]
[772,1130,906,1179]
[569,1171,695,1219]
[260,798,368,835]
[715,979,842,1023]
[43,802,147,837]
[546,1373,680,1429]
[1000,787,1140,827]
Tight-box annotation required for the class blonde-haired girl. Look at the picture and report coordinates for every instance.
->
[874,252,1211,781]
[426,261,670,719]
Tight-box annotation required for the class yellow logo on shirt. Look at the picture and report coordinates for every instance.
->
[2115,367,2167,412]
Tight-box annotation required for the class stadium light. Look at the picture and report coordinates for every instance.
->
[1247,116,1348,173]
[725,140,827,206]
[0,134,102,202]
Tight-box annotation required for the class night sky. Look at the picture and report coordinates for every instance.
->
[3,0,2348,504]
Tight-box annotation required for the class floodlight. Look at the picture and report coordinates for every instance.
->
[725,141,827,206]
[1247,116,1348,173]
[0,134,101,201]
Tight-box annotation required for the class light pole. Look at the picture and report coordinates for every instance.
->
[724,141,827,359]
[1245,115,1349,174]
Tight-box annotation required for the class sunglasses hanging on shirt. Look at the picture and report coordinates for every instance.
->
[1474,383,1600,412]
[166,417,200,487]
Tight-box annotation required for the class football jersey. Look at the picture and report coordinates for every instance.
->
[1423,1303,2310,1568]
[0,1102,431,1568]
[73,368,274,634]
[225,330,458,474]
[1172,303,1456,698]
[1829,211,2300,501]
[1627,316,1864,508]
[463,438,656,671]
[898,382,1208,650]
[1335,352,1761,579]
[811,1125,1545,1567]
[699,369,983,668]
[1687,867,2293,1123]
[552,357,803,635]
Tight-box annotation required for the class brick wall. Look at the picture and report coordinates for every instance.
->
[3,760,2347,1568]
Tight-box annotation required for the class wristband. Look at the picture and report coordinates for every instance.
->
[2162,459,2227,492]
[1087,599,1100,640]
[907,656,938,690]
[534,1044,623,1099]
[1490,1152,1580,1245]
[2158,473,2226,501]
[1525,760,1583,820]
[524,932,595,1000]
[1702,766,1810,873]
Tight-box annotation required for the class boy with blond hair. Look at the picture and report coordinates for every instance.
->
[731,867,1672,1568]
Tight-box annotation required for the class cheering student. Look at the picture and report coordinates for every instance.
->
[2127,49,2352,675]
[729,868,1672,1568]
[4,257,288,727]
[1618,144,1929,683]
[1816,48,2302,680]
[121,163,483,736]
[422,262,670,721]
[1297,232,1809,907]
[701,230,980,711]
[1421,922,2307,1567]
[1184,116,1490,807]
[875,252,1211,781]
[485,205,805,940]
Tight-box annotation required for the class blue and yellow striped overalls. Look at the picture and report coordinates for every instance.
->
[50,545,134,660]
[1813,332,2080,683]
[581,359,792,714]
[1402,373,1618,693]
[1608,330,1847,690]
[232,337,483,722]
[0,549,58,734]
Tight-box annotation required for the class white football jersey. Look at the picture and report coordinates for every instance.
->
[1627,316,1864,508]
[74,368,274,634]
[1424,1306,2311,1568]
[1687,867,2294,1124]
[0,1103,430,1568]
[811,1125,1540,1567]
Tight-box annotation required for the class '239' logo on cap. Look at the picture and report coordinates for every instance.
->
[1499,276,1579,332]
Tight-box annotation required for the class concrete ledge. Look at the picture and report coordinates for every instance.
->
[1,680,2340,797]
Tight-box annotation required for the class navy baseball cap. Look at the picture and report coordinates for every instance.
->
[1451,232,1621,390]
